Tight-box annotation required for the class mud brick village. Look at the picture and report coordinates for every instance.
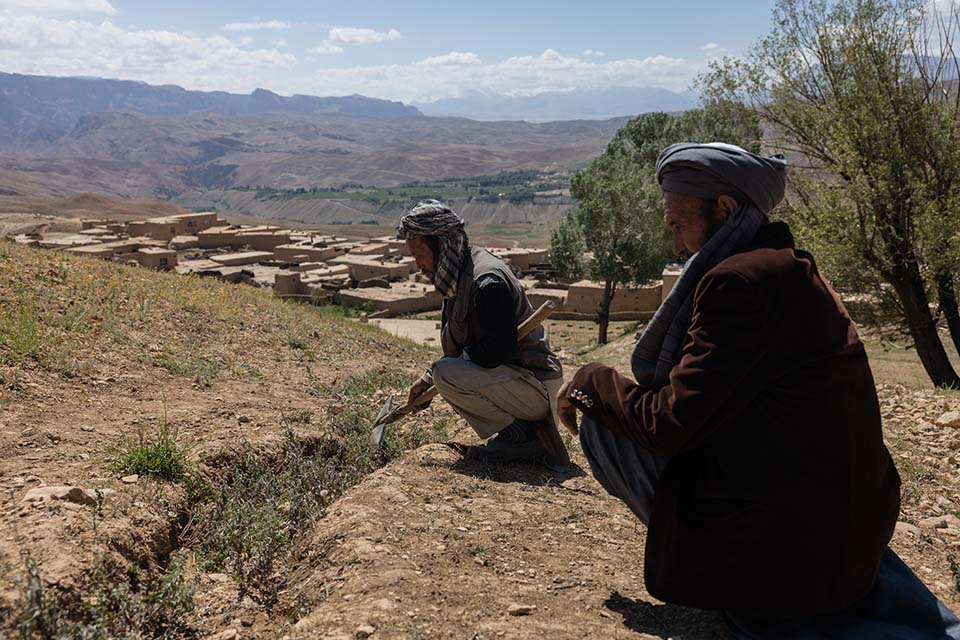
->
[13,212,682,325]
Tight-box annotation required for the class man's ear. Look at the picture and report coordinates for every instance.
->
[716,195,739,220]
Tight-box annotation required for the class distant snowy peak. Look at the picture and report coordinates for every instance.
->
[414,87,700,122]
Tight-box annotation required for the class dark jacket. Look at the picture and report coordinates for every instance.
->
[441,246,562,381]
[569,222,901,616]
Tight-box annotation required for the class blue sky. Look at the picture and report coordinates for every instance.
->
[0,0,778,102]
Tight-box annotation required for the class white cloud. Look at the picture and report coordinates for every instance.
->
[223,20,292,32]
[288,49,695,103]
[417,51,482,66]
[582,49,606,57]
[0,15,296,93]
[700,42,728,58]
[327,26,403,45]
[0,0,115,14]
[307,41,344,56]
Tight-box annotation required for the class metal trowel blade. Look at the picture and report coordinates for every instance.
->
[369,394,395,447]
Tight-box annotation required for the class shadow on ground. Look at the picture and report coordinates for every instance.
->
[441,442,591,490]
[605,591,732,639]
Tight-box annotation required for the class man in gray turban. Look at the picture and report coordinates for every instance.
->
[556,144,959,637]
[398,200,569,471]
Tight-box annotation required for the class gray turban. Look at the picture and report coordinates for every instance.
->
[656,142,787,214]
[397,199,468,299]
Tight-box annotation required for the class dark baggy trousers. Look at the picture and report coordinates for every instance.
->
[579,416,960,639]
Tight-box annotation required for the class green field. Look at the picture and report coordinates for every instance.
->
[237,169,571,208]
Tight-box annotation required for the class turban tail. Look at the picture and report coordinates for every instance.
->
[397,199,468,299]
[631,143,788,389]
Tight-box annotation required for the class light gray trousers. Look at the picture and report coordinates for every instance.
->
[578,414,669,525]
[432,356,563,440]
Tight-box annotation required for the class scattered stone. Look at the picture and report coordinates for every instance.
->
[211,629,238,640]
[895,522,922,538]
[80,425,95,432]
[919,514,960,529]
[21,486,97,506]
[355,624,376,638]
[237,415,252,424]
[936,411,960,429]
[121,474,139,484]
[507,604,536,616]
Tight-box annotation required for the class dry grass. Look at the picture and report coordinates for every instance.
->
[0,240,420,396]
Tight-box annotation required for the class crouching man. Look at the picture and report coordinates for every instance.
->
[398,199,569,471]
[558,143,960,638]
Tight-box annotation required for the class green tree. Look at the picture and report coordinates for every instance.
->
[699,0,960,387]
[551,107,762,344]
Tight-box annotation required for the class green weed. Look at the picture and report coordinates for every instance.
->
[109,423,189,482]
[189,430,329,606]
[15,550,195,640]
[0,306,43,363]
[154,346,225,387]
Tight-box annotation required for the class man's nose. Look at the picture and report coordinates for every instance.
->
[673,234,685,258]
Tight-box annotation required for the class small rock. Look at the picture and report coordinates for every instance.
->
[212,630,238,640]
[507,604,536,616]
[936,411,960,429]
[919,514,960,529]
[237,415,251,424]
[895,522,922,538]
[21,486,97,506]
[80,426,95,432]
[121,475,139,484]
[355,624,376,638]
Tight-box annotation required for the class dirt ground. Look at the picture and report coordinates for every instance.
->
[3,241,960,639]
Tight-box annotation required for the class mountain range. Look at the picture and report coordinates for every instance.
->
[0,72,420,152]
[0,73,692,224]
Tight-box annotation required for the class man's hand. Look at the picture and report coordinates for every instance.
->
[557,379,580,436]
[407,378,433,412]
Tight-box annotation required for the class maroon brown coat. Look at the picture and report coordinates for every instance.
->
[570,222,901,616]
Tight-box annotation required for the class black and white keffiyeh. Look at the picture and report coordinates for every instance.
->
[631,142,788,390]
[397,199,469,299]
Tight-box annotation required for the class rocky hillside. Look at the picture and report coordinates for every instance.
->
[0,109,625,203]
[2,241,958,639]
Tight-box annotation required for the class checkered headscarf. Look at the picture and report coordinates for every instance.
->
[397,200,469,299]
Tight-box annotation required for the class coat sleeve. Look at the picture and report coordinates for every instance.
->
[465,274,517,368]
[568,270,770,456]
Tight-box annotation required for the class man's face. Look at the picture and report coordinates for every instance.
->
[407,238,436,278]
[662,192,734,260]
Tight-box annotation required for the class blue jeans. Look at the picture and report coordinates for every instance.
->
[579,416,960,639]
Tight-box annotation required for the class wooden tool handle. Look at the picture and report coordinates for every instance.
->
[400,300,555,415]
[517,300,555,340]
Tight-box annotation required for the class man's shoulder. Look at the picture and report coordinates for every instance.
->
[706,246,803,287]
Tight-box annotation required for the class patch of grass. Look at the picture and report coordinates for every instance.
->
[109,422,189,482]
[154,346,225,387]
[0,306,43,363]
[283,410,313,425]
[15,550,195,640]
[284,332,309,351]
[467,544,491,560]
